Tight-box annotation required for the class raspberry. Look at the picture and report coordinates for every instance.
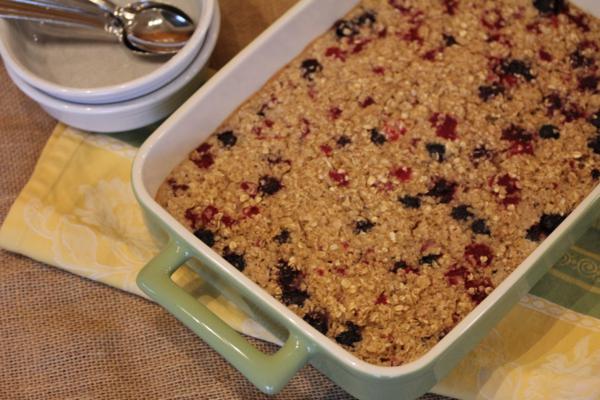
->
[335,322,362,346]
[194,229,215,247]
[217,130,237,147]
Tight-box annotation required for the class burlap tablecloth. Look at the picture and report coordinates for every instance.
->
[0,1,448,398]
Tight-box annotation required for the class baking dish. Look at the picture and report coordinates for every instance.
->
[132,1,600,398]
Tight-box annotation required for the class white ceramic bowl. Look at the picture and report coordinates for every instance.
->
[0,0,214,105]
[5,4,220,133]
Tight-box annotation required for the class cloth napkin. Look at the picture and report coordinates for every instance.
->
[1,123,599,400]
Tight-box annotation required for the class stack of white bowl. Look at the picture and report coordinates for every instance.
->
[0,0,219,133]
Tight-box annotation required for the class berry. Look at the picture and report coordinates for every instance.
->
[370,128,387,145]
[570,50,594,68]
[502,125,533,142]
[223,248,246,271]
[217,130,237,147]
[354,219,375,233]
[303,311,329,334]
[591,169,600,180]
[354,10,376,26]
[426,143,446,162]
[539,124,560,139]
[273,229,291,244]
[337,135,352,147]
[500,59,534,81]
[526,213,566,241]
[451,205,474,221]
[435,115,459,140]
[472,145,492,160]
[464,244,494,267]
[471,219,491,235]
[533,0,566,15]
[390,260,408,273]
[443,33,457,46]
[588,135,600,154]
[334,19,358,38]
[258,176,282,195]
[277,260,309,306]
[425,179,457,203]
[399,195,421,209]
[579,75,599,92]
[335,322,362,346]
[194,229,215,247]
[420,254,442,265]
[301,59,323,79]
[478,84,505,101]
[589,111,600,130]
[192,153,214,169]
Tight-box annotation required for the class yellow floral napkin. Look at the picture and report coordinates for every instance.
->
[1,124,599,399]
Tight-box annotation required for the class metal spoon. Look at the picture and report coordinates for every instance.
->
[0,0,195,55]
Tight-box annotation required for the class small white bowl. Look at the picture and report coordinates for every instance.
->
[0,0,214,105]
[5,4,220,133]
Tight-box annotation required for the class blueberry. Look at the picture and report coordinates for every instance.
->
[370,128,387,145]
[425,179,457,203]
[589,111,600,130]
[303,311,329,334]
[277,260,309,306]
[588,135,600,154]
[526,213,567,241]
[570,50,594,68]
[390,260,408,273]
[217,130,237,147]
[539,124,560,139]
[336,135,352,147]
[281,287,309,306]
[451,204,474,221]
[194,228,215,247]
[420,254,442,265]
[478,84,505,101]
[533,0,566,15]
[526,224,544,241]
[399,195,421,209]
[258,176,282,195]
[500,59,535,81]
[301,59,323,79]
[334,19,358,38]
[277,259,299,287]
[273,229,291,244]
[472,145,492,159]
[578,75,599,92]
[335,322,362,346]
[354,10,376,26]
[591,169,600,180]
[471,219,491,235]
[223,248,246,271]
[426,143,446,162]
[443,34,458,47]
[354,219,375,233]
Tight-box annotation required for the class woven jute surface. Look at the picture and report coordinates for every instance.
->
[0,1,451,399]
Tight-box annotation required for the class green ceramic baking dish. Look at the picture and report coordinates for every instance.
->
[132,1,600,398]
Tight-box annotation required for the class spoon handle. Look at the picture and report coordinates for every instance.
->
[0,0,108,29]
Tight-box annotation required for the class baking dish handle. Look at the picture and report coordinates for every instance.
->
[136,240,312,395]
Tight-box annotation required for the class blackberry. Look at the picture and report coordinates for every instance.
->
[258,176,282,195]
[334,19,358,38]
[335,322,362,346]
[478,84,504,101]
[426,143,446,162]
[471,219,491,235]
[354,219,375,233]
[273,229,291,244]
[194,228,215,247]
[533,0,567,15]
[301,59,323,79]
[425,179,457,203]
[451,204,474,221]
[398,195,421,209]
[303,311,329,334]
[222,248,246,271]
[370,128,387,145]
[500,59,535,81]
[217,130,237,147]
[538,124,560,139]
[420,254,442,265]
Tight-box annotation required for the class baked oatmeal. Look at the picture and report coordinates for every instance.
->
[156,0,600,366]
